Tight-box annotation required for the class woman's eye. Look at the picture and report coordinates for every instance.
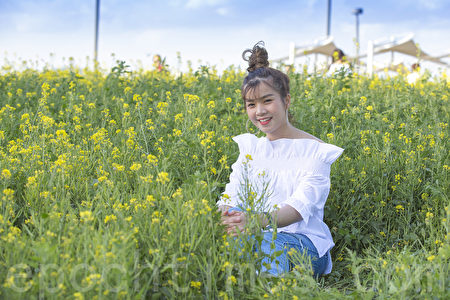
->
[265,99,272,103]
[247,103,255,108]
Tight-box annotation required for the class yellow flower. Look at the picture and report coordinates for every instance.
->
[156,172,170,184]
[3,188,14,197]
[427,255,436,262]
[174,113,183,122]
[21,113,30,121]
[1,169,11,179]
[112,163,125,171]
[173,128,182,137]
[73,292,84,300]
[130,163,142,171]
[147,154,158,166]
[104,214,117,224]
[245,154,253,161]
[207,100,216,109]
[80,211,94,222]
[227,275,237,285]
[190,281,202,289]
[327,133,334,140]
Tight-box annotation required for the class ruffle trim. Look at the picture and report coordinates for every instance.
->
[232,133,344,165]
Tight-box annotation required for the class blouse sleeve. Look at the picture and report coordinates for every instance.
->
[282,142,343,225]
[282,174,331,225]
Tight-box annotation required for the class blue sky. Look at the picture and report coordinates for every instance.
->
[1,0,449,72]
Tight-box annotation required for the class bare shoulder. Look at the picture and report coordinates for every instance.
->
[292,129,324,143]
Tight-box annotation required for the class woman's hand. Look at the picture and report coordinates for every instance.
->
[221,209,247,236]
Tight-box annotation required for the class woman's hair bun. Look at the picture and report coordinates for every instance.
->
[242,41,269,73]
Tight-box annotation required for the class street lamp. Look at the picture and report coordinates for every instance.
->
[352,7,363,67]
[326,0,332,37]
[94,0,101,66]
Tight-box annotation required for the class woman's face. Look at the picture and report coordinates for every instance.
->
[245,82,290,140]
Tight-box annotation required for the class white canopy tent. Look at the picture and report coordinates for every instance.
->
[366,33,449,75]
[271,36,339,70]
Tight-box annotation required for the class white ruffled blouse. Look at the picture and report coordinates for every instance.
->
[217,133,344,274]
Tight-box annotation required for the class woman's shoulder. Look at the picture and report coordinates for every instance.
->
[275,130,344,164]
[290,129,323,143]
[232,133,259,154]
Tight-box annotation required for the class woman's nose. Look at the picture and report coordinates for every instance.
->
[256,104,266,115]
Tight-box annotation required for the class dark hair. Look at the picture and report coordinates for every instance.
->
[331,48,346,63]
[241,41,290,103]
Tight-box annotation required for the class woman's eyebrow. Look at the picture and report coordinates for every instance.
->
[245,93,274,102]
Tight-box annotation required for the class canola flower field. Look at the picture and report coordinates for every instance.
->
[0,63,448,299]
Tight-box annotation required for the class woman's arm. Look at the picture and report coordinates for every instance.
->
[261,204,302,228]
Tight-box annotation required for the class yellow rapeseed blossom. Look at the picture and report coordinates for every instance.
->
[112,163,125,171]
[147,154,158,166]
[80,211,94,222]
[1,169,11,179]
[73,292,84,300]
[3,189,14,200]
[227,275,237,285]
[156,172,170,184]
[104,214,117,224]
[173,128,182,137]
[395,205,404,211]
[130,163,142,171]
[174,113,183,122]
[190,281,202,289]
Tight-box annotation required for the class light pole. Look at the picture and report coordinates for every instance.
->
[352,7,363,67]
[94,0,100,66]
[326,0,332,37]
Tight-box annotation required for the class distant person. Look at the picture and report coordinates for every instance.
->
[284,64,294,75]
[153,54,165,72]
[327,48,351,75]
[407,63,421,84]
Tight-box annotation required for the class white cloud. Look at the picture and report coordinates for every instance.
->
[416,0,447,10]
[216,7,229,16]
[185,0,229,9]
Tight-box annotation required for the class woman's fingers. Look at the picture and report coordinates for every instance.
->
[221,215,242,225]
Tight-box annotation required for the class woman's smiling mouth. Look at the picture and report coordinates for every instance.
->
[258,117,272,125]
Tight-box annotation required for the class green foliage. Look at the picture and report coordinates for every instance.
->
[0,62,448,298]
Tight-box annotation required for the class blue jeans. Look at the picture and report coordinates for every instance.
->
[228,207,328,277]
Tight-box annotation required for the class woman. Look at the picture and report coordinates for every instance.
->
[217,41,343,277]
[327,48,351,75]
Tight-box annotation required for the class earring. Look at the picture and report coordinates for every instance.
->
[246,119,260,134]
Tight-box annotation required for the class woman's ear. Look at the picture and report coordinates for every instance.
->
[285,94,291,110]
